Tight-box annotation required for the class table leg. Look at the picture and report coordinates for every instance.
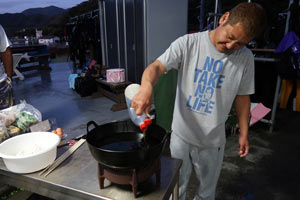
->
[13,68,25,80]
[269,75,281,133]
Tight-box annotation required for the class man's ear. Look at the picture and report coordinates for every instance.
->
[219,12,230,25]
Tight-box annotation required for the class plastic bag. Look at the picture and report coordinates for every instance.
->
[11,100,42,122]
[0,120,8,143]
[1,100,42,133]
[0,112,16,127]
[13,101,42,132]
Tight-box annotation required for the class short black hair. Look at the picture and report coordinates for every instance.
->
[225,2,267,39]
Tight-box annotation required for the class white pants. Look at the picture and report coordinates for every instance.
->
[170,133,225,200]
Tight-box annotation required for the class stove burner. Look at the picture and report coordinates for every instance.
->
[97,158,161,198]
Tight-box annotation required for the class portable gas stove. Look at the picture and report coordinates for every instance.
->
[97,158,161,198]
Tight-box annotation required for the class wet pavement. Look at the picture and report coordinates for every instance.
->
[12,62,129,138]
[187,110,300,200]
[3,61,300,199]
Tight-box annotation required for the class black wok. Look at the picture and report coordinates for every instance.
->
[86,120,169,169]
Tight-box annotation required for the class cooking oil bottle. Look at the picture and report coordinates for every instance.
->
[124,84,152,132]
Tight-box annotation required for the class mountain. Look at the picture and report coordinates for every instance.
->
[0,0,98,37]
[0,6,65,37]
[0,13,52,37]
[22,6,66,16]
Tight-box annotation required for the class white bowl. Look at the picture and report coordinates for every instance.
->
[0,132,60,173]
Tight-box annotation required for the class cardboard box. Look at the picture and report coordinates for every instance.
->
[106,68,125,83]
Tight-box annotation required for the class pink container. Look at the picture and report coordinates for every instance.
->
[106,68,125,83]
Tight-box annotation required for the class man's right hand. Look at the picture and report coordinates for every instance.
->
[131,82,153,116]
[131,60,167,116]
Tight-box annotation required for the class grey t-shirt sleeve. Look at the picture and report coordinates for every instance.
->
[0,25,10,52]
[237,50,255,95]
[157,35,187,71]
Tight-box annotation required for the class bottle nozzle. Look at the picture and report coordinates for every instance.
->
[139,119,152,132]
[140,123,148,132]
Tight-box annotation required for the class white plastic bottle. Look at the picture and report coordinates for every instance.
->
[124,84,152,131]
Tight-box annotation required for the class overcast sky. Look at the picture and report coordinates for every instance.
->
[0,0,87,14]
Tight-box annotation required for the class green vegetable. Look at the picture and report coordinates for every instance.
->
[13,112,38,132]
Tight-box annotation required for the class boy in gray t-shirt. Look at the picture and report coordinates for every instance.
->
[132,3,266,200]
[158,30,255,149]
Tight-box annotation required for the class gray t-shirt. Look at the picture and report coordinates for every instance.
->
[157,31,254,148]
[0,24,11,82]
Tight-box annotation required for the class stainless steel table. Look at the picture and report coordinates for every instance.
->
[0,143,181,200]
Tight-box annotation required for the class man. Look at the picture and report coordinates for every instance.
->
[132,2,266,200]
[0,24,13,110]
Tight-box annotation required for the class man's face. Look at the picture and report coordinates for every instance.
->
[210,13,253,54]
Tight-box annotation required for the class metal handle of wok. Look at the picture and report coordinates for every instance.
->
[161,130,171,150]
[163,130,172,142]
[87,121,99,133]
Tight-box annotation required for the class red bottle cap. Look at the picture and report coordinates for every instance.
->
[140,123,148,132]
[144,118,152,126]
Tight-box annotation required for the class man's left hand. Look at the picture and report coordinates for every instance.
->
[238,134,249,157]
